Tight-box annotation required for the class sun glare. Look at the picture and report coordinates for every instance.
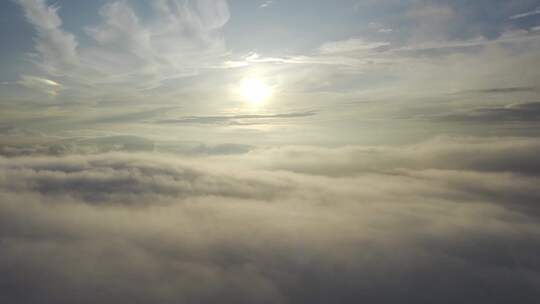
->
[240,78,272,104]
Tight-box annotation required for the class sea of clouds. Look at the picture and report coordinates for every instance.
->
[1,136,540,303]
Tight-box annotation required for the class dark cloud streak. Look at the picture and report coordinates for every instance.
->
[431,102,540,123]
[153,111,317,125]
[454,86,538,95]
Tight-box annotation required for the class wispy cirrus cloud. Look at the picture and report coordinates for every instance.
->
[510,6,540,19]
[17,0,78,74]
[396,30,540,52]
[16,0,230,100]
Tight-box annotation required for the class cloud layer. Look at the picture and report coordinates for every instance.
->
[3,2,540,302]
[16,0,230,100]
[1,136,540,303]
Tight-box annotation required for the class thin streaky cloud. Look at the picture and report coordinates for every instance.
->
[153,111,317,125]
[510,6,540,19]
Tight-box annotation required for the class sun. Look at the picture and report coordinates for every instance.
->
[239,77,272,104]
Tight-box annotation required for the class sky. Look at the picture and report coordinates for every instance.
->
[1,1,540,303]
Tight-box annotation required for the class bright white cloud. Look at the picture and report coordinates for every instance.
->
[17,75,62,97]
[260,1,273,8]
[319,38,390,54]
[17,0,78,73]
[17,0,230,100]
